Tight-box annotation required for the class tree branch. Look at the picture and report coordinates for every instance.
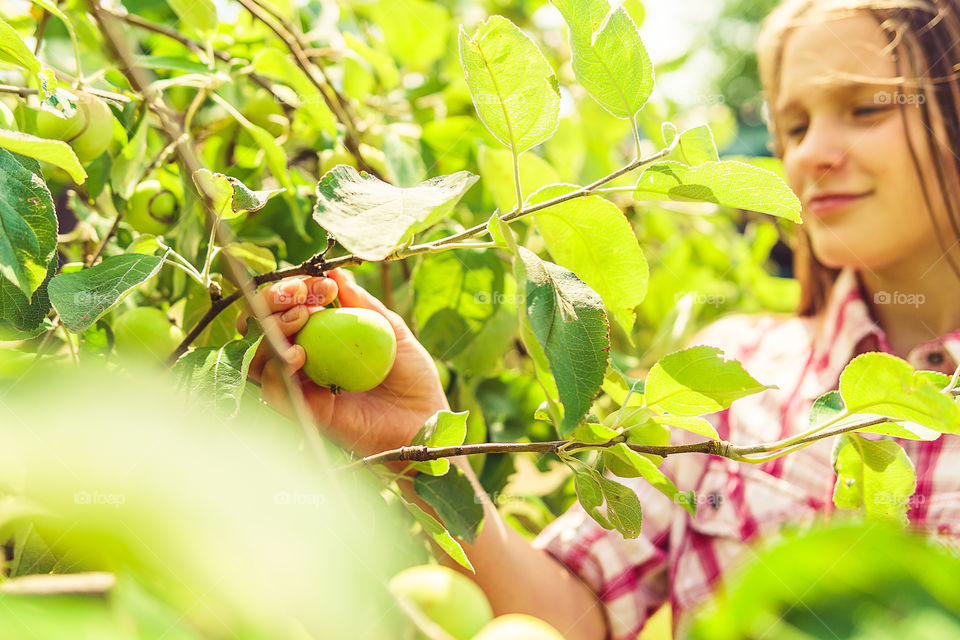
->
[345,414,909,471]
[170,133,679,356]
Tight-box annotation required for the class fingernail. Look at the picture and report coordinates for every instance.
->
[310,279,326,305]
[281,306,302,322]
[286,344,305,365]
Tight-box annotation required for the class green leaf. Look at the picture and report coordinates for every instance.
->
[224,109,297,220]
[459,16,561,154]
[312,165,478,261]
[0,129,86,184]
[832,433,916,524]
[410,410,469,476]
[220,242,276,274]
[602,367,644,406]
[193,169,284,220]
[477,146,560,213]
[343,32,399,89]
[109,116,149,200]
[667,124,719,166]
[550,0,653,118]
[0,17,41,74]
[570,421,619,444]
[383,132,426,188]
[364,0,450,71]
[413,248,506,360]
[173,321,264,419]
[518,247,609,435]
[0,149,58,297]
[166,0,217,36]
[645,346,773,417]
[573,470,611,529]
[594,471,643,538]
[839,353,960,434]
[809,389,939,441]
[656,415,720,441]
[48,253,167,333]
[401,499,474,572]
[252,49,337,136]
[634,160,802,222]
[0,262,54,341]
[529,183,648,337]
[603,443,695,517]
[134,54,211,74]
[414,467,484,544]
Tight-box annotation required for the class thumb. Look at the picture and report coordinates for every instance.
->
[326,268,390,315]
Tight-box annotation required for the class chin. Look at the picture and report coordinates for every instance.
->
[809,237,886,270]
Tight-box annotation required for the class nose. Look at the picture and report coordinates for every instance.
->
[787,116,848,179]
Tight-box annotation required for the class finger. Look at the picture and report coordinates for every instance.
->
[258,345,306,407]
[302,275,338,308]
[248,323,307,383]
[238,278,309,335]
[260,358,292,416]
[326,268,390,315]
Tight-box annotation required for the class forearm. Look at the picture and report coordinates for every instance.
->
[399,457,608,640]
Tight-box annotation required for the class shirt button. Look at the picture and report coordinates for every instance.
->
[928,352,945,366]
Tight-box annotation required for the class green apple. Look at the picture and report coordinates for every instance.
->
[388,564,493,640]
[294,307,397,393]
[35,93,114,163]
[126,180,181,235]
[113,308,185,363]
[471,614,566,640]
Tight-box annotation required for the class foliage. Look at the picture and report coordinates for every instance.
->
[0,0,957,637]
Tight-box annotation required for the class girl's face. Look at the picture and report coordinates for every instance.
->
[776,14,948,272]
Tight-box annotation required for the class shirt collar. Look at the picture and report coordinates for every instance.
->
[811,266,960,383]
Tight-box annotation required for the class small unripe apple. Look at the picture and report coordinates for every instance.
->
[35,93,114,163]
[126,180,181,236]
[471,614,566,640]
[113,307,184,363]
[294,307,397,393]
[388,564,493,640]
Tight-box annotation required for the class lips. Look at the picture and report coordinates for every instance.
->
[806,192,870,217]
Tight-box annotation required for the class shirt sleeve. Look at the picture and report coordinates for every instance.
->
[531,466,679,640]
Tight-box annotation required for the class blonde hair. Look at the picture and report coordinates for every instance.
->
[757,0,960,315]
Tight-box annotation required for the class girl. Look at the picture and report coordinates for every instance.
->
[241,1,960,638]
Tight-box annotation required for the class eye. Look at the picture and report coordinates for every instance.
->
[853,104,890,117]
[785,123,807,138]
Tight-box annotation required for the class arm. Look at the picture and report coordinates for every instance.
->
[242,271,608,640]
[403,458,608,640]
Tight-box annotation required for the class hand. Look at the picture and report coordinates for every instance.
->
[240,269,449,460]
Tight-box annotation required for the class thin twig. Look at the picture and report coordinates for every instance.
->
[235,0,378,177]
[345,413,907,470]
[90,3,331,466]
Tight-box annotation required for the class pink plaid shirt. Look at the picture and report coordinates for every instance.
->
[533,267,960,639]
